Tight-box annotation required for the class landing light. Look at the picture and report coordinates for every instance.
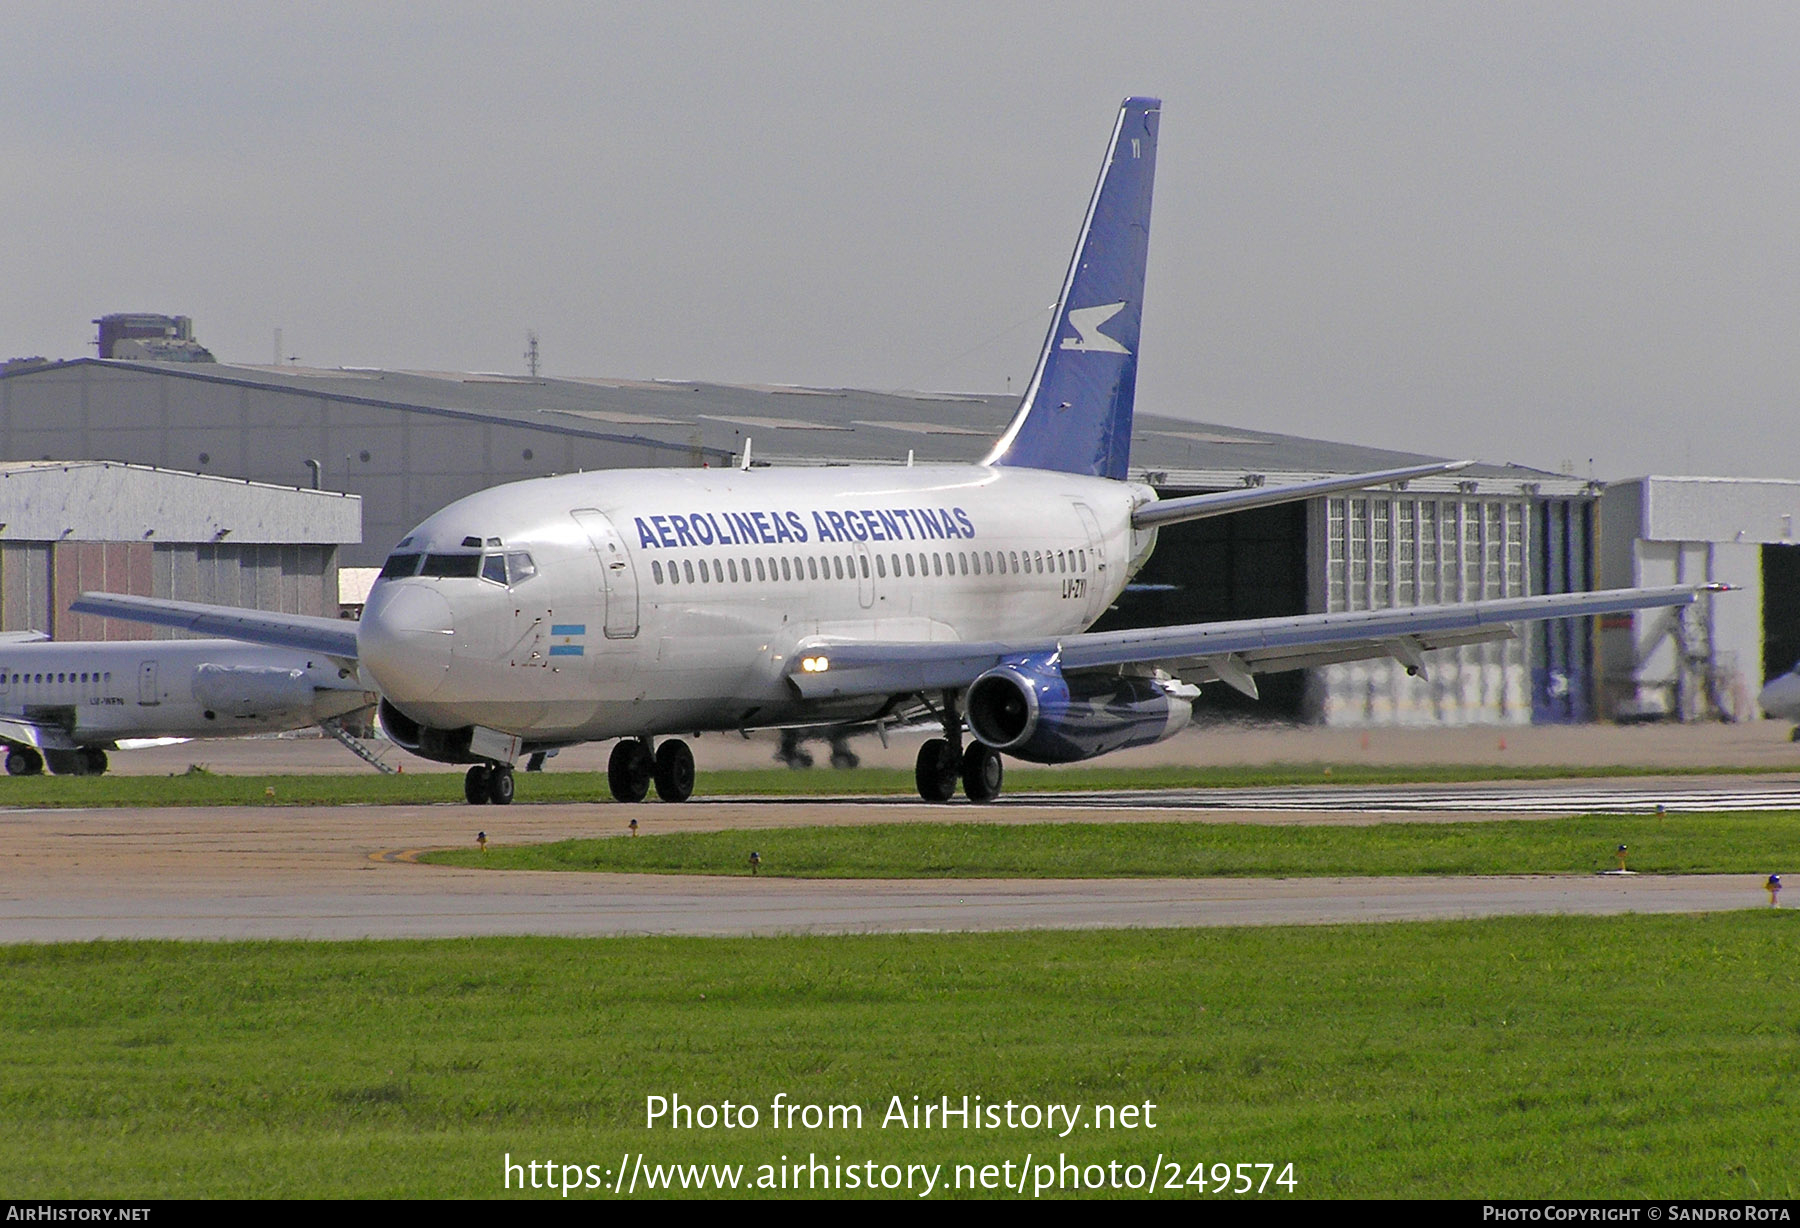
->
[800,655,831,673]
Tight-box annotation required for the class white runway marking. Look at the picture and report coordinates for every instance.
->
[712,779,1800,815]
[1022,781,1800,814]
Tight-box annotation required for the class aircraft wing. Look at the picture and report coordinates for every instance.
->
[787,584,1717,701]
[68,594,360,660]
[0,716,79,752]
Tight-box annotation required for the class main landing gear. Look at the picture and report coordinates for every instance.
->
[914,690,1004,803]
[463,762,515,805]
[5,746,44,776]
[607,737,694,803]
[38,748,107,777]
[775,727,862,770]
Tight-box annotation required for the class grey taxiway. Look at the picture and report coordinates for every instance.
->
[1,778,1788,943]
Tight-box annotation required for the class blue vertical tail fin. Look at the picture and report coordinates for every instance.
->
[985,97,1159,481]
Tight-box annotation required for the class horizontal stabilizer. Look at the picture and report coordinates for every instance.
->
[1131,460,1473,530]
[70,593,359,660]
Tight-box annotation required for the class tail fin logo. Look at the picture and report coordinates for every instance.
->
[1059,302,1131,354]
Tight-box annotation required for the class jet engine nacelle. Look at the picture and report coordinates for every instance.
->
[964,654,1195,765]
[377,698,476,764]
[191,664,313,718]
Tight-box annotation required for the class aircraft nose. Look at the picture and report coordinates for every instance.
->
[358,583,456,701]
[1759,671,1800,720]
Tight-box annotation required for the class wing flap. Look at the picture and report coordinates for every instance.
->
[1173,626,1517,685]
[69,593,360,660]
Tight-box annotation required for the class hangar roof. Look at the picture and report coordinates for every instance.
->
[1,358,1590,497]
[1605,475,1800,545]
[0,459,361,544]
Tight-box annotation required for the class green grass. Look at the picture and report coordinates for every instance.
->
[3,915,1797,1198]
[2,760,1793,809]
[424,812,1800,878]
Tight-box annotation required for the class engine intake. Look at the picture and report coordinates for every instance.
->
[966,655,1194,764]
[377,698,475,764]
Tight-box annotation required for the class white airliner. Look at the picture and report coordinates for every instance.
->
[1758,665,1800,733]
[74,97,1721,805]
[0,636,374,776]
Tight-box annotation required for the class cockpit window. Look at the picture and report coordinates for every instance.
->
[420,553,483,579]
[379,553,423,580]
[475,551,538,586]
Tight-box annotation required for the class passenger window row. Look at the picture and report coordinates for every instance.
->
[4,670,114,686]
[649,548,1088,586]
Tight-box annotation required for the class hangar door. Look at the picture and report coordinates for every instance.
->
[1090,502,1307,718]
[1763,544,1800,682]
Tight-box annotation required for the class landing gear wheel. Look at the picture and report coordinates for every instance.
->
[829,741,860,770]
[80,748,108,776]
[608,740,653,802]
[915,738,959,803]
[464,764,491,805]
[653,739,695,803]
[485,766,515,805]
[961,743,1003,802]
[44,749,83,776]
[776,731,813,769]
[5,747,43,776]
[1790,725,1800,744]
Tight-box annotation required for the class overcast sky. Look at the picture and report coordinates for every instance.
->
[4,2,1796,481]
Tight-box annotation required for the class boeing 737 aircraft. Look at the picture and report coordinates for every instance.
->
[75,97,1720,805]
[0,637,374,775]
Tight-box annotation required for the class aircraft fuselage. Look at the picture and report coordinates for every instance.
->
[0,639,370,746]
[361,464,1156,744]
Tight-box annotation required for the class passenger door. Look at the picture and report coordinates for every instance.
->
[570,508,640,640]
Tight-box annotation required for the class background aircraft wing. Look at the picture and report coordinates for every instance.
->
[788,584,1718,701]
[0,715,80,752]
[69,594,359,660]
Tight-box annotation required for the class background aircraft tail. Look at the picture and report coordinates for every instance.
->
[985,96,1160,481]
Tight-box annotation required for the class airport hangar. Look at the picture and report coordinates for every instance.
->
[0,459,358,643]
[0,353,1708,729]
